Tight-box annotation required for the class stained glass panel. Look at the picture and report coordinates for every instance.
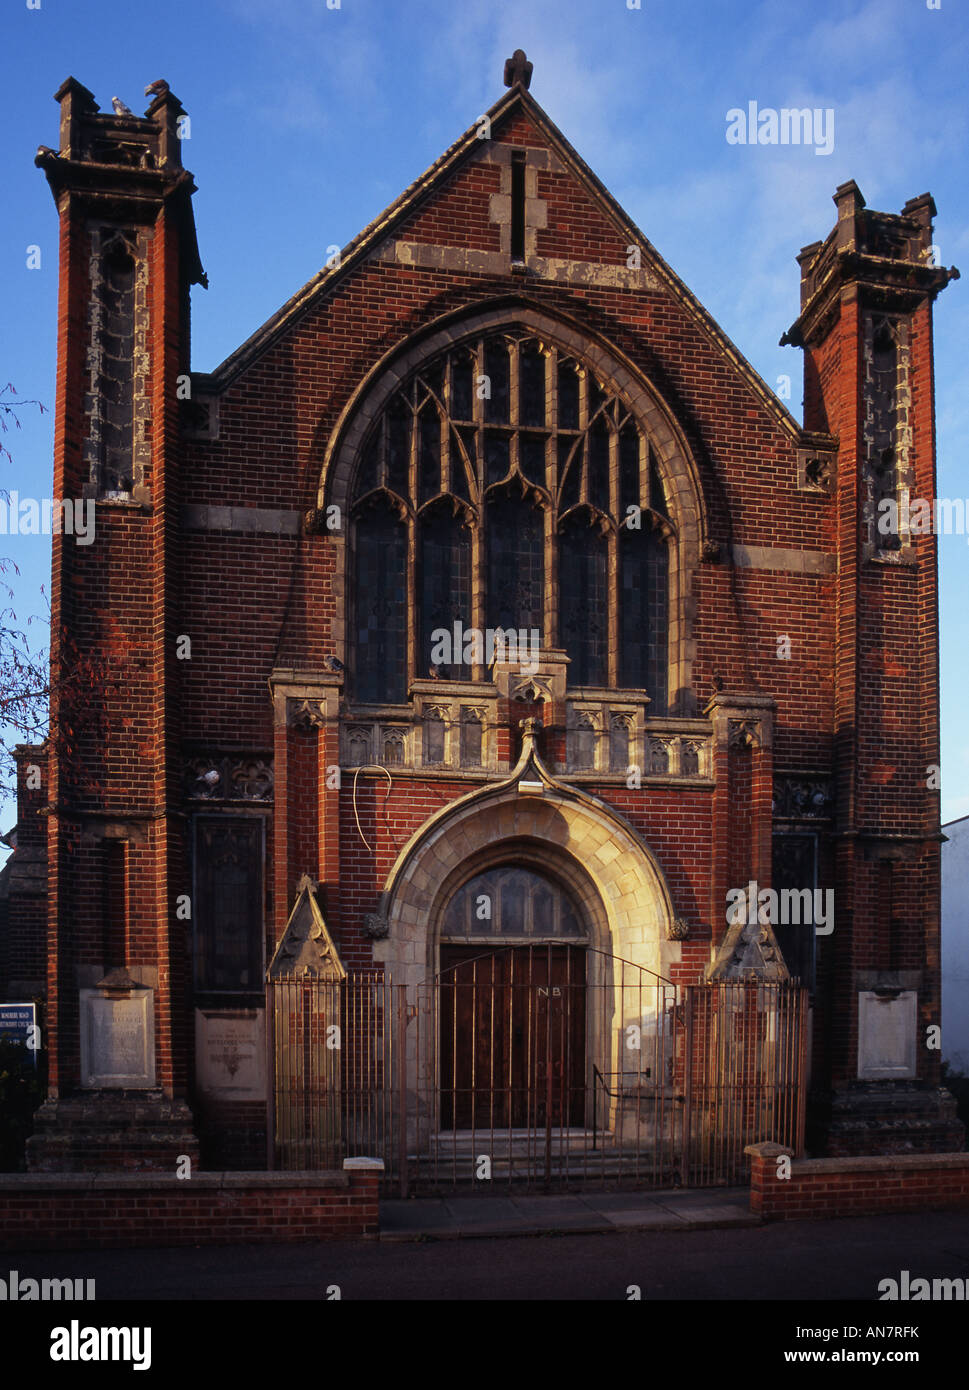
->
[487,494,544,637]
[354,497,408,703]
[559,514,607,686]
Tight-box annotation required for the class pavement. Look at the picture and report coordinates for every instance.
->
[379,1184,758,1239]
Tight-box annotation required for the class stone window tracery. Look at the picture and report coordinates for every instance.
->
[349,328,674,707]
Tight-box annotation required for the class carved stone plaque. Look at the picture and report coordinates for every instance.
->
[195,1009,266,1099]
[80,987,155,1088]
[857,990,917,1080]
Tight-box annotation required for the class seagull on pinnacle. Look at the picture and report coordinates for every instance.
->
[503,49,533,90]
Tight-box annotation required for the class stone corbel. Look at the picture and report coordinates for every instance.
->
[289,699,327,730]
[270,669,343,731]
[705,692,776,752]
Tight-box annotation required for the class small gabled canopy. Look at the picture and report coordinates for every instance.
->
[706,911,790,983]
[268,875,346,981]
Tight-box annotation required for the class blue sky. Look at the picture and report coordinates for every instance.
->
[2,0,967,850]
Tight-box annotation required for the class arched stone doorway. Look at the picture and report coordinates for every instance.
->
[436,863,591,1130]
[371,731,682,1157]
[373,774,679,986]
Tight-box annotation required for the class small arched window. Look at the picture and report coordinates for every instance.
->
[349,329,673,708]
[441,864,586,940]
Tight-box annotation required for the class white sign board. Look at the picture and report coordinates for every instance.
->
[80,988,155,1088]
[857,989,917,1080]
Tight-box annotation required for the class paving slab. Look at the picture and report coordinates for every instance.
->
[600,1209,694,1229]
[379,1186,759,1241]
[578,1191,670,1212]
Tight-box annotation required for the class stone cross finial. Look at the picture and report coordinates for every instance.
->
[503,49,533,90]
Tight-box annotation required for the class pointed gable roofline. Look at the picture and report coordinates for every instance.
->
[268,874,346,980]
[201,85,808,443]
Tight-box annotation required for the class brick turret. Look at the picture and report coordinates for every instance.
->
[28,78,205,1169]
[784,183,962,1152]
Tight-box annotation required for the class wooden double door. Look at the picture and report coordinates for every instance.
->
[438,944,586,1130]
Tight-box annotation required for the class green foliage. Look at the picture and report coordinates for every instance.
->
[0,1037,46,1171]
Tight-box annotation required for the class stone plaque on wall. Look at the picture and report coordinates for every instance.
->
[80,988,155,1088]
[857,990,917,1080]
[195,1009,266,1100]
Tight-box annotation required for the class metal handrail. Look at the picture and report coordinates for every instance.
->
[592,1065,619,1151]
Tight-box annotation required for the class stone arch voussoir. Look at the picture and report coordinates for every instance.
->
[373,788,679,987]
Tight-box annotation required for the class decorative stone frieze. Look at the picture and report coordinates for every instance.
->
[185,755,274,802]
[773,775,833,819]
[563,695,712,780]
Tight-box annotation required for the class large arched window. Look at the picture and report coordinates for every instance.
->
[350,328,673,707]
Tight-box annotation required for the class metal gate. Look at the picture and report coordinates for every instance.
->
[681,980,808,1186]
[267,955,807,1193]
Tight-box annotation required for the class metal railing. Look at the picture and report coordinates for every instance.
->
[267,959,807,1194]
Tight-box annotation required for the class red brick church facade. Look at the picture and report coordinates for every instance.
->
[5,58,961,1174]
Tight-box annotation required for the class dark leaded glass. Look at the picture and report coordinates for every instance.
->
[194,817,263,993]
[422,361,445,403]
[441,865,584,938]
[558,437,581,512]
[450,427,472,501]
[418,405,441,507]
[386,400,411,499]
[351,331,673,709]
[589,418,610,513]
[487,493,544,637]
[100,249,136,495]
[355,428,381,500]
[354,497,408,702]
[519,344,546,427]
[558,361,580,429]
[451,352,474,421]
[419,504,471,678]
[485,432,510,487]
[519,433,546,488]
[619,526,668,710]
[559,514,608,685]
[644,528,669,711]
[484,339,510,424]
[619,424,640,515]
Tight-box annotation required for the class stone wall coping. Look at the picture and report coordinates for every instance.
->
[0,1170,351,1193]
[746,1147,969,1176]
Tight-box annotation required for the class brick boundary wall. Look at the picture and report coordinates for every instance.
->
[746,1143,969,1221]
[0,1158,382,1251]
